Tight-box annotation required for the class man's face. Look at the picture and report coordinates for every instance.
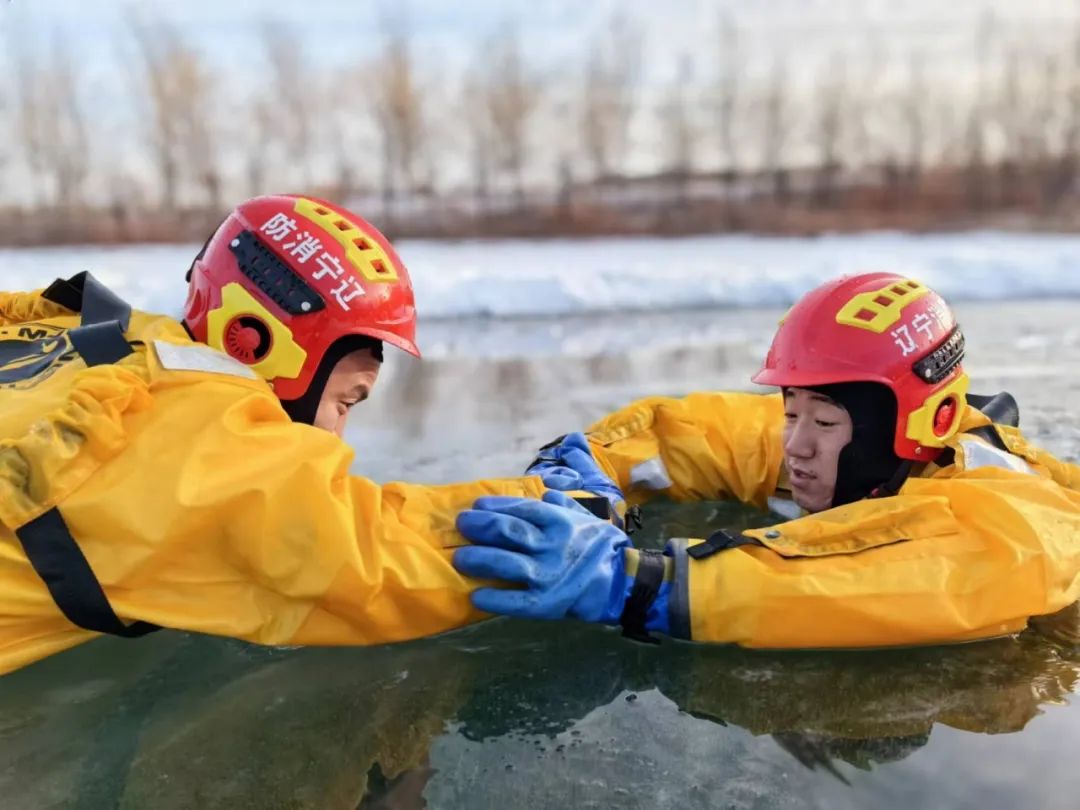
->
[313,349,381,437]
[782,387,854,513]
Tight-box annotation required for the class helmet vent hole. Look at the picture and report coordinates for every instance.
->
[873,295,892,307]
[334,219,352,232]
[371,259,388,275]
[912,327,966,383]
[353,236,371,250]
[854,308,877,322]
[314,206,330,215]
[228,230,326,316]
[891,284,907,295]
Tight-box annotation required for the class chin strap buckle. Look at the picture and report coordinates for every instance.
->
[868,460,915,499]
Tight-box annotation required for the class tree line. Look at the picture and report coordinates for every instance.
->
[3,10,1080,243]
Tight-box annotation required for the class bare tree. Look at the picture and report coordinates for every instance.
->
[48,38,92,209]
[10,31,90,209]
[369,17,427,214]
[580,15,640,180]
[257,22,314,188]
[812,53,847,206]
[127,14,180,210]
[663,54,698,183]
[1027,53,1061,207]
[997,46,1025,204]
[1052,23,1080,207]
[128,14,219,210]
[760,56,791,203]
[0,88,7,198]
[962,103,989,210]
[10,35,49,208]
[324,80,367,201]
[963,9,996,210]
[715,13,740,187]
[899,51,929,191]
[461,64,495,210]
[481,26,541,204]
[243,97,277,197]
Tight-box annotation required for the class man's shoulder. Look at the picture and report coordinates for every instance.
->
[129,312,267,391]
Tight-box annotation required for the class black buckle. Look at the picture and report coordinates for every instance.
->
[525,434,568,472]
[687,529,763,560]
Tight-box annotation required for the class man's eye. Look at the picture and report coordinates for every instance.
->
[784,413,797,420]
[815,419,838,428]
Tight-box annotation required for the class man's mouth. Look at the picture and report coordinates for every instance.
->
[790,467,817,483]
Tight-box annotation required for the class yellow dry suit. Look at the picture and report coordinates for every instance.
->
[581,391,1080,648]
[0,274,544,675]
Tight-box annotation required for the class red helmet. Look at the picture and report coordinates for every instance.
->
[184,194,420,401]
[752,272,969,461]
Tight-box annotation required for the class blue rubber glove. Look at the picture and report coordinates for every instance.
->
[454,490,632,623]
[526,433,626,517]
[454,491,672,634]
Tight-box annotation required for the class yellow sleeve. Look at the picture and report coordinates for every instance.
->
[57,376,546,648]
[992,423,1080,491]
[660,471,1080,648]
[584,391,785,509]
[0,289,69,326]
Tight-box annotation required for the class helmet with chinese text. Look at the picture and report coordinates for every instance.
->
[752,272,968,464]
[183,195,420,405]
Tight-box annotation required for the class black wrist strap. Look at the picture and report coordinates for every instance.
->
[620,550,666,644]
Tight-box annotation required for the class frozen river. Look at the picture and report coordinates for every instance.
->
[2,232,1080,808]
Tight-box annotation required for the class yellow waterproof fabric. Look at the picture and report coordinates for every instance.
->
[0,288,544,675]
[586,392,786,508]
[585,391,1080,648]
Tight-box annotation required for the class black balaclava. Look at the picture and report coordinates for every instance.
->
[280,335,383,425]
[803,382,904,508]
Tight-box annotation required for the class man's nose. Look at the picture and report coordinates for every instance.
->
[784,419,816,459]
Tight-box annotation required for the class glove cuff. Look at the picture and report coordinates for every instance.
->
[620,549,667,644]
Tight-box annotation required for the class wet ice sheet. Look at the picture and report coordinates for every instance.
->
[4,567,1080,810]
[353,298,1080,487]
[3,257,1080,807]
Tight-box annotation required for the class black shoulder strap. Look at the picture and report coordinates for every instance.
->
[966,391,1019,428]
[15,509,158,638]
[43,271,134,367]
[18,274,156,637]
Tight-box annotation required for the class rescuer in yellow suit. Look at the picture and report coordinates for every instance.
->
[453,273,1080,648]
[0,194,546,676]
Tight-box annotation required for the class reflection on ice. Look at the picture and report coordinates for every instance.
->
[2,501,1080,808]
